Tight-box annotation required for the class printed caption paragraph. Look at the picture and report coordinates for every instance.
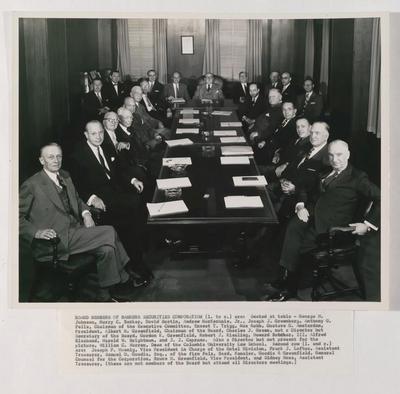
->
[60,311,353,371]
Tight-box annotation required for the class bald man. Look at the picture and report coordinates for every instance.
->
[20,143,141,302]
[164,71,191,102]
[263,139,380,301]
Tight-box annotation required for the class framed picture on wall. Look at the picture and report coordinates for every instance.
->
[181,35,194,54]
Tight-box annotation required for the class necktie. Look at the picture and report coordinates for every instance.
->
[207,84,211,92]
[57,174,66,189]
[97,147,111,177]
[96,92,103,106]
[323,171,339,188]
[149,82,153,91]
[297,148,314,168]
[113,83,118,95]
[56,174,72,212]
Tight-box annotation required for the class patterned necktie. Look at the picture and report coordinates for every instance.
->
[57,174,66,189]
[323,171,339,188]
[97,147,111,177]
[96,92,103,106]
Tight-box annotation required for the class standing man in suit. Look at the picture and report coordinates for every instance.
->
[164,71,191,103]
[280,72,297,104]
[264,71,283,99]
[68,121,152,282]
[147,69,164,106]
[263,139,380,301]
[296,77,324,122]
[233,71,250,104]
[102,70,127,111]
[20,143,140,302]
[82,78,110,122]
[193,73,225,105]
[237,83,267,131]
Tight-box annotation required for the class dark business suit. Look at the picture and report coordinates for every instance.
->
[296,91,324,122]
[278,137,312,166]
[253,105,283,141]
[82,91,109,122]
[193,83,225,104]
[232,82,250,104]
[102,82,127,110]
[164,82,191,101]
[148,80,164,106]
[279,164,380,272]
[281,83,297,104]
[68,141,147,266]
[19,169,129,287]
[264,81,283,98]
[140,96,170,127]
[237,95,267,122]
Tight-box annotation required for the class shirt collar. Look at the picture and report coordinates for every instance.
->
[43,168,59,185]
[119,124,131,135]
[309,142,327,158]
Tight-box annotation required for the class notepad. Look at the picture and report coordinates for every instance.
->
[156,177,192,190]
[220,121,242,127]
[224,196,264,209]
[212,110,232,116]
[181,109,199,115]
[179,118,200,124]
[232,176,267,187]
[213,130,237,136]
[162,157,192,166]
[147,200,189,217]
[219,136,246,143]
[176,128,199,134]
[221,145,254,156]
[220,156,250,165]
[165,138,194,147]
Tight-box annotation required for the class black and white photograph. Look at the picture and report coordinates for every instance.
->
[17,15,383,304]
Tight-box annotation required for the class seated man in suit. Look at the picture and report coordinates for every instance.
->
[272,117,312,179]
[256,101,298,165]
[164,71,191,103]
[82,78,110,122]
[280,72,297,104]
[233,71,250,104]
[193,72,224,105]
[68,121,152,283]
[263,139,380,301]
[102,70,127,111]
[139,79,171,127]
[129,86,171,139]
[248,88,283,146]
[237,83,267,131]
[264,71,283,99]
[20,143,140,302]
[147,69,164,106]
[296,77,323,123]
[268,121,330,219]
[116,107,162,179]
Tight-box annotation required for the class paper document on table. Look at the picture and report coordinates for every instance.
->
[165,138,194,147]
[224,195,264,209]
[220,156,250,165]
[220,136,246,143]
[176,128,199,134]
[156,177,192,190]
[220,121,242,127]
[181,108,199,115]
[170,98,186,103]
[147,200,189,217]
[221,145,254,156]
[179,118,200,124]
[212,110,232,116]
[162,157,192,166]
[213,130,237,136]
[233,175,267,187]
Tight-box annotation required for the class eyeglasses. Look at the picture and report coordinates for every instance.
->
[105,118,118,122]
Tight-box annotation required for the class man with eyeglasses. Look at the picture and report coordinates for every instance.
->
[280,72,298,104]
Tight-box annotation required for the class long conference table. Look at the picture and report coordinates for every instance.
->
[147,106,278,260]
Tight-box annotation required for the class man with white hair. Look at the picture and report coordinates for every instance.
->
[193,72,224,104]
[263,139,380,301]
[264,71,283,99]
[130,86,171,139]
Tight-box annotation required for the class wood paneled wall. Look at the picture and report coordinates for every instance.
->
[166,19,205,80]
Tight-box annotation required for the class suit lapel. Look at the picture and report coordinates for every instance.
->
[329,165,352,188]
[38,170,66,212]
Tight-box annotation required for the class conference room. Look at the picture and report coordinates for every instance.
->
[17,16,382,303]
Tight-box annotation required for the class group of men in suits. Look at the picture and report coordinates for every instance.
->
[21,66,380,303]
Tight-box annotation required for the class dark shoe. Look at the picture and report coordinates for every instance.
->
[261,289,297,302]
[111,281,136,301]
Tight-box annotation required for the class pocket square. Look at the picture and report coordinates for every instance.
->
[266,113,270,117]
[111,157,115,162]
[306,168,316,171]
[310,101,316,104]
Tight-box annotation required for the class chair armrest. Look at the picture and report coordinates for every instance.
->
[329,226,354,235]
